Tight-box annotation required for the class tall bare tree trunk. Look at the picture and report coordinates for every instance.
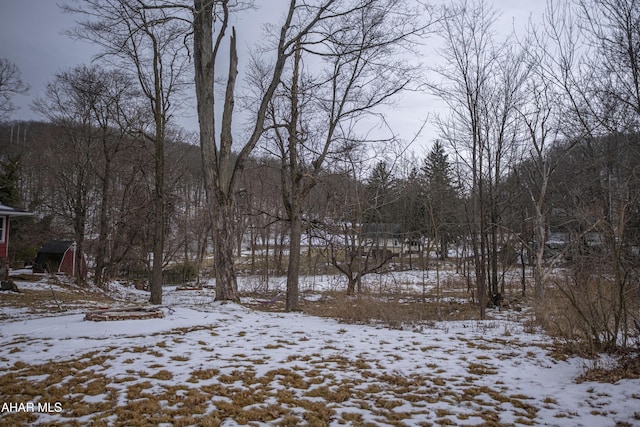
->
[287,204,302,310]
[534,206,546,299]
[193,0,324,302]
[193,0,240,302]
[285,43,302,311]
[214,24,240,302]
[94,156,110,287]
[150,110,165,305]
[150,36,166,305]
[73,195,87,286]
[474,142,487,319]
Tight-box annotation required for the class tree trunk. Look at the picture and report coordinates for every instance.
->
[476,179,487,319]
[534,207,546,300]
[286,207,302,311]
[193,0,239,302]
[264,230,270,288]
[285,42,303,312]
[73,197,86,286]
[150,131,164,305]
[149,50,166,305]
[94,149,112,288]
[490,216,499,297]
[213,197,239,302]
[148,19,167,305]
[347,275,357,296]
[520,244,526,297]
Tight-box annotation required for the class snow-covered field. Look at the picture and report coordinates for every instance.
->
[1,273,639,426]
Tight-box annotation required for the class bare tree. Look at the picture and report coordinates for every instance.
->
[0,58,29,121]
[545,0,640,351]
[431,0,524,318]
[257,0,430,310]
[316,152,397,295]
[32,68,104,285]
[577,0,640,127]
[37,66,145,287]
[515,9,575,299]
[66,0,191,303]
[193,0,394,302]
[509,0,640,351]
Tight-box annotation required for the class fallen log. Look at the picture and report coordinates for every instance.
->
[84,306,164,321]
[175,286,203,291]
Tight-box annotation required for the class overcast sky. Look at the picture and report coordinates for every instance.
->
[0,0,546,151]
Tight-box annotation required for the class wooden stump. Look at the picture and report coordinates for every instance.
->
[0,279,20,292]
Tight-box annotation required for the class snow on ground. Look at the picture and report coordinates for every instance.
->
[0,274,639,426]
[236,270,455,296]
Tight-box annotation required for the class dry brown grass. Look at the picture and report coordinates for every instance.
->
[300,290,479,327]
[0,280,113,321]
[534,274,640,357]
[578,355,640,383]
[242,270,488,328]
[8,273,43,282]
[0,340,549,427]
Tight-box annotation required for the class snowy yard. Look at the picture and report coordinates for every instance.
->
[1,274,639,426]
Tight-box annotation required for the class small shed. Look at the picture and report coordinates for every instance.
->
[33,240,87,279]
[0,203,33,280]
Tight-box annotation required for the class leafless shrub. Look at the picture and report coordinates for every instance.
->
[535,272,640,355]
[578,354,640,383]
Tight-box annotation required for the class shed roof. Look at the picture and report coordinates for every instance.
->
[38,240,75,255]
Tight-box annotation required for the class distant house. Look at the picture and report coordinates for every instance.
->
[361,223,423,255]
[0,203,33,280]
[33,240,87,279]
[362,223,403,253]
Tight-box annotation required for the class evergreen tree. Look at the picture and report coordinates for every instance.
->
[422,141,459,259]
[0,154,39,265]
[397,166,427,262]
[0,154,21,206]
[423,141,454,190]
[365,161,395,224]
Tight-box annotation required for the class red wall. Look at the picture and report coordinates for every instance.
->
[0,216,8,258]
[59,245,88,279]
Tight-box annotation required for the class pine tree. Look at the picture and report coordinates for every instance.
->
[422,141,459,259]
[0,155,21,206]
[366,161,395,224]
[423,141,454,190]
